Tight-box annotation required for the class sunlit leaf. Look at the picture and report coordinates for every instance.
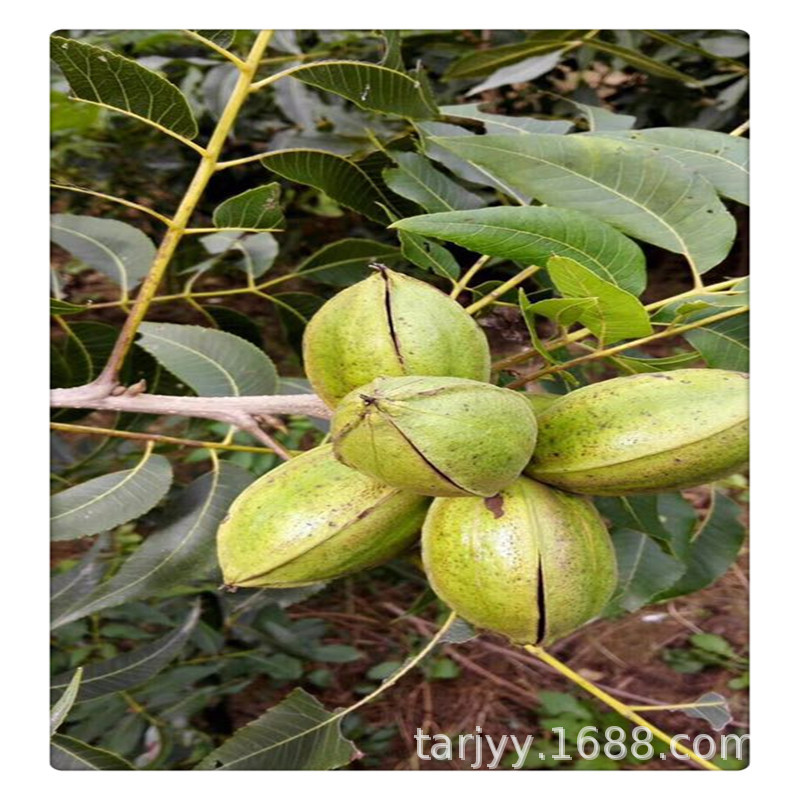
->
[51,668,83,735]
[545,255,652,343]
[392,206,646,294]
[433,133,736,274]
[593,128,749,205]
[51,214,156,293]
[196,688,357,770]
[212,184,285,230]
[51,451,173,541]
[50,36,198,138]
[137,322,278,396]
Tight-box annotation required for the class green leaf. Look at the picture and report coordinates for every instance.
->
[201,231,279,280]
[137,322,278,396]
[445,34,579,79]
[432,133,736,274]
[51,734,134,770]
[51,214,156,293]
[560,98,636,132]
[50,451,173,541]
[196,687,357,770]
[595,494,673,545]
[593,128,749,205]
[587,39,703,86]
[416,121,531,203]
[690,633,737,659]
[261,149,389,223]
[51,605,200,703]
[290,60,437,119]
[397,230,460,281]
[53,464,252,625]
[528,297,599,327]
[392,206,646,295]
[194,30,235,49]
[607,530,686,613]
[212,184,285,230]
[51,668,83,735]
[467,50,565,95]
[50,36,198,139]
[203,306,263,348]
[546,255,652,343]
[311,644,363,663]
[685,312,749,372]
[379,30,404,70]
[655,491,746,600]
[383,152,484,213]
[51,537,108,629]
[297,239,402,286]
[612,351,700,373]
[517,291,560,366]
[439,103,572,134]
[51,298,87,315]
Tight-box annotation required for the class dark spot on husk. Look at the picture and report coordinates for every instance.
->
[484,495,505,518]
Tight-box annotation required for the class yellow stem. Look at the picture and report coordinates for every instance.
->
[93,30,274,389]
[450,254,491,298]
[182,30,245,68]
[627,702,725,712]
[730,120,750,137]
[507,305,747,388]
[50,422,283,456]
[465,265,540,315]
[525,645,721,771]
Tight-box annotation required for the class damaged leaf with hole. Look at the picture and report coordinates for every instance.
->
[217,444,429,588]
[302,265,491,408]
[421,476,617,645]
[331,376,538,497]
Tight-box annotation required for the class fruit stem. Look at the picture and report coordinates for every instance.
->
[524,645,722,770]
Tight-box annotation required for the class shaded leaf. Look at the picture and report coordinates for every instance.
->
[51,451,173,541]
[51,214,156,293]
[51,734,134,770]
[201,231,279,280]
[50,36,197,139]
[54,464,253,625]
[137,322,278,396]
[262,149,389,223]
[607,530,685,613]
[212,184,285,230]
[383,152,484,212]
[563,98,636,132]
[297,239,402,286]
[392,206,646,294]
[51,537,108,628]
[685,312,749,372]
[203,306,263,348]
[445,34,579,79]
[290,60,437,119]
[397,230,460,281]
[416,121,532,203]
[546,255,652,343]
[655,491,746,600]
[433,133,736,274]
[594,128,749,205]
[51,298,87,315]
[440,102,572,135]
[196,687,356,770]
[51,605,200,702]
[51,668,83,735]
[194,30,235,49]
[588,39,702,86]
[612,351,700,373]
[468,50,565,95]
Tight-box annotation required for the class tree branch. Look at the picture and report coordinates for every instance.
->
[50,385,331,423]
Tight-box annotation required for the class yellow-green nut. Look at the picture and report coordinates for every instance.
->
[302,266,491,408]
[217,444,430,588]
[332,376,539,497]
[526,369,749,495]
[422,476,617,645]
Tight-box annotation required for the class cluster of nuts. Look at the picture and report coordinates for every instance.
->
[217,266,749,646]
